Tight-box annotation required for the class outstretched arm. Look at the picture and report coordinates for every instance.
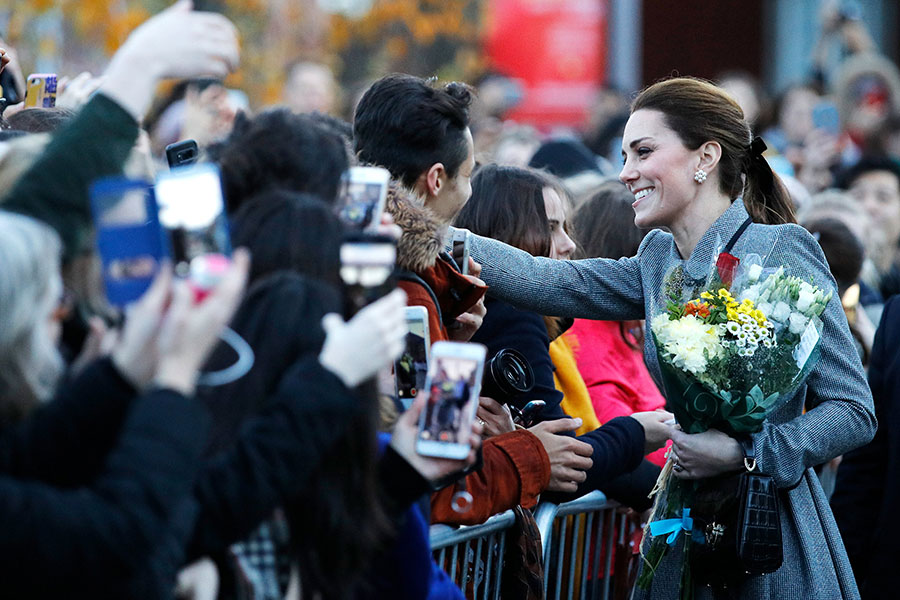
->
[456,226,649,321]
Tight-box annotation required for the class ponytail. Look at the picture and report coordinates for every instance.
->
[742,136,796,225]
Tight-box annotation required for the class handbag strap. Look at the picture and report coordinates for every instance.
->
[737,435,757,472]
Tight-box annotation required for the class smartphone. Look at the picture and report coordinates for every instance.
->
[416,341,487,460]
[90,177,166,307]
[395,306,431,409]
[154,163,231,280]
[24,73,56,108]
[812,101,840,137]
[165,139,200,169]
[337,166,390,231]
[451,228,470,275]
[339,232,396,317]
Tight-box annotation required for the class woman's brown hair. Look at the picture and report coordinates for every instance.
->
[631,77,796,225]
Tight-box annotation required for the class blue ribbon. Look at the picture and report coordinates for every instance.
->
[649,508,694,546]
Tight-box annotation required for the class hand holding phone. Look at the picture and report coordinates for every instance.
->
[391,389,482,485]
[318,289,408,388]
[451,228,470,275]
[416,341,487,459]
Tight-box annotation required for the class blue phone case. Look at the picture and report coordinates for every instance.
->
[90,177,170,307]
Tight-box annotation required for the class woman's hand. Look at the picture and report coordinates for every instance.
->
[669,428,744,480]
[318,289,408,388]
[389,393,483,484]
[475,396,515,437]
[630,410,676,454]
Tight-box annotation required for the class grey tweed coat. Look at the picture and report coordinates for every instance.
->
[460,199,876,599]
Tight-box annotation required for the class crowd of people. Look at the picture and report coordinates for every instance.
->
[0,1,895,599]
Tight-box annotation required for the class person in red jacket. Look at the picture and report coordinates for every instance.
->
[355,74,594,524]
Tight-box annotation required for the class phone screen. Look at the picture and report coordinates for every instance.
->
[337,168,389,231]
[395,313,429,406]
[154,164,231,276]
[339,237,396,316]
[418,353,481,448]
[90,178,165,307]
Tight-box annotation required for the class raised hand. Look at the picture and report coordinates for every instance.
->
[389,393,483,484]
[100,0,240,121]
[318,289,408,388]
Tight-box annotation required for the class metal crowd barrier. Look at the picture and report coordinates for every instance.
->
[430,509,516,600]
[535,490,639,600]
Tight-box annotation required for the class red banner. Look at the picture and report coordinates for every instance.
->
[484,0,607,129]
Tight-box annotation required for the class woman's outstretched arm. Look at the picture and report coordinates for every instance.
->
[456,226,652,321]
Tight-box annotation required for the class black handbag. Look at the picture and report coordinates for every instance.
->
[689,437,783,589]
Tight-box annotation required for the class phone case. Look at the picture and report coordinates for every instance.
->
[90,178,168,307]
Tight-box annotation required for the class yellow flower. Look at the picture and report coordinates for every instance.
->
[700,291,715,300]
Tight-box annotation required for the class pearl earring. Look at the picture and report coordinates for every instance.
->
[694,169,707,184]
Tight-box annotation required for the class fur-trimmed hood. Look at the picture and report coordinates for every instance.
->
[384,182,446,273]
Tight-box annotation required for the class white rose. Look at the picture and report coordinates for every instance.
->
[772,301,791,322]
[757,301,773,317]
[747,264,763,283]
[796,288,816,313]
[788,312,809,335]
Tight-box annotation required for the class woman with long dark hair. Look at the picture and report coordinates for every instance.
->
[455,164,672,502]
[455,77,875,598]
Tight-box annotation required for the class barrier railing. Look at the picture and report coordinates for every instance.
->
[535,491,639,600]
[430,509,516,600]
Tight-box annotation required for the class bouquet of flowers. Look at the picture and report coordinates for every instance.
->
[638,251,832,597]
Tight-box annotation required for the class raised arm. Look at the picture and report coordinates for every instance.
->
[1,2,239,260]
[458,227,648,321]
[752,224,877,488]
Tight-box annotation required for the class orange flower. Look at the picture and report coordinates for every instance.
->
[684,301,711,319]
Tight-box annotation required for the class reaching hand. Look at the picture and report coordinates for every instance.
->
[318,289,408,388]
[529,418,593,493]
[630,410,676,454]
[57,72,105,112]
[154,249,250,395]
[448,274,486,342]
[390,393,483,485]
[475,396,515,438]
[101,1,240,120]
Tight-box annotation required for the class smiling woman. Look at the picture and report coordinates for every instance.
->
[453,77,876,600]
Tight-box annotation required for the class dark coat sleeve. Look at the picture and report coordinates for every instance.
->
[1,93,139,261]
[0,389,208,597]
[472,298,646,500]
[831,296,898,583]
[0,358,135,486]
[186,356,363,559]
